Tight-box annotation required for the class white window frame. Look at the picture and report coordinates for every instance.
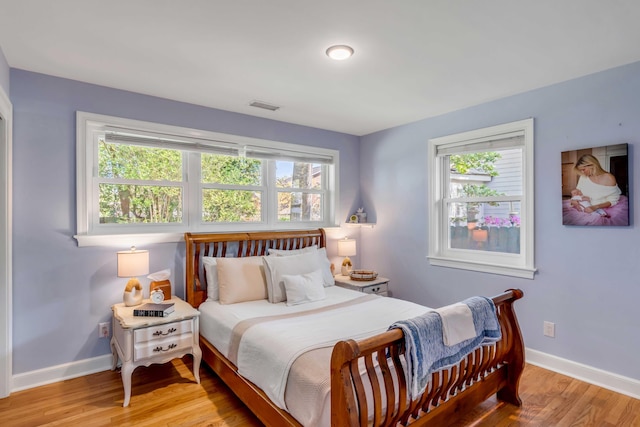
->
[75,112,339,247]
[427,118,536,279]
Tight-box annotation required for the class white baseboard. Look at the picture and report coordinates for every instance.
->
[11,348,640,400]
[11,354,113,392]
[526,348,640,400]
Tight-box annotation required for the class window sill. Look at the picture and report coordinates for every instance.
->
[74,233,184,248]
[427,256,536,279]
[74,222,341,248]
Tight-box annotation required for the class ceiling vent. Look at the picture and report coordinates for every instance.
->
[249,100,280,111]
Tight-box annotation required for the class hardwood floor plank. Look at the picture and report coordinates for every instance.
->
[1,359,639,426]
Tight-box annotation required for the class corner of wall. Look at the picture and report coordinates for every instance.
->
[0,45,10,98]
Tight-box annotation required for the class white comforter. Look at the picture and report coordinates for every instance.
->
[199,287,429,411]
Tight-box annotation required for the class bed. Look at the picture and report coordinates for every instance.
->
[185,229,525,426]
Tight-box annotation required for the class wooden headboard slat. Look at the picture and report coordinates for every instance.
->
[185,229,326,307]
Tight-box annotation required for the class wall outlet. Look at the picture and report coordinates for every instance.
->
[543,321,555,338]
[99,322,110,338]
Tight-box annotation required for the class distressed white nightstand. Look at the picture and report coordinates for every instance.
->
[334,274,390,296]
[111,296,202,407]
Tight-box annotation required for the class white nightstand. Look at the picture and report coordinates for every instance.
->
[334,274,390,296]
[111,296,202,407]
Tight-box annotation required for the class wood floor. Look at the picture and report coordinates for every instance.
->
[1,357,639,426]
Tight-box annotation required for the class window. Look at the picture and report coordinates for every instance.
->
[427,119,535,279]
[76,112,339,247]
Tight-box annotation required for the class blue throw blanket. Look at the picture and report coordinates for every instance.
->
[388,296,501,399]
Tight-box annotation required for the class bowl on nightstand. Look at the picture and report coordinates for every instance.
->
[349,270,378,281]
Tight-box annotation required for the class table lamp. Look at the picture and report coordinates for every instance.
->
[117,246,149,306]
[337,238,356,276]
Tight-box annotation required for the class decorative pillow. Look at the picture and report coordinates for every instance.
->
[202,257,219,301]
[268,245,317,256]
[217,256,267,305]
[263,251,326,303]
[282,269,326,306]
[317,247,335,287]
[268,245,334,288]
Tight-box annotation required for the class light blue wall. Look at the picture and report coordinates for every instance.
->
[10,60,640,382]
[10,69,359,374]
[360,61,640,380]
[0,46,8,96]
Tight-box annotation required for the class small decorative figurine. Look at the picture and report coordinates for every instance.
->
[355,207,367,223]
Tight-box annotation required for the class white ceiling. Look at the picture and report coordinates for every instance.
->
[1,1,640,136]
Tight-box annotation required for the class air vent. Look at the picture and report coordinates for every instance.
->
[249,100,280,111]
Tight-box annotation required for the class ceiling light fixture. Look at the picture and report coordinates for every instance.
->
[326,45,354,60]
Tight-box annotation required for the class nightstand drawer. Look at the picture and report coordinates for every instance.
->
[134,333,194,361]
[360,282,388,295]
[134,319,193,344]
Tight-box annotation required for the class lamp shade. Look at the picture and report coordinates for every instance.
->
[337,238,357,257]
[117,247,149,278]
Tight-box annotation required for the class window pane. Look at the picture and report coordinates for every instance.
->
[201,154,261,185]
[278,192,322,222]
[99,184,182,223]
[202,189,261,222]
[99,141,182,181]
[449,148,522,198]
[449,202,520,254]
[276,161,321,189]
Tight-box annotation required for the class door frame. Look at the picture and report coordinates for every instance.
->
[0,85,12,397]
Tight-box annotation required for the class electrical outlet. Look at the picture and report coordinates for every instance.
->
[543,321,555,338]
[99,322,110,338]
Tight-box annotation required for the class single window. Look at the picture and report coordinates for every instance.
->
[276,161,324,222]
[98,139,184,225]
[75,112,339,247]
[427,119,535,279]
[201,154,264,223]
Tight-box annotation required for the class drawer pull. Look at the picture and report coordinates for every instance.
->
[153,343,177,353]
[153,327,177,337]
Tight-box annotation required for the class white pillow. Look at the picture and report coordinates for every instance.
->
[268,246,317,256]
[268,246,334,288]
[217,256,267,305]
[282,269,326,306]
[317,247,335,287]
[263,251,326,303]
[202,257,219,301]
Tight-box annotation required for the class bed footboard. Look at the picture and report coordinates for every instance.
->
[330,289,524,426]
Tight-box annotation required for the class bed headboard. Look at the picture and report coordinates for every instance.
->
[184,229,327,308]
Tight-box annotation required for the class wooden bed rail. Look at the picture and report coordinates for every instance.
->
[330,289,525,427]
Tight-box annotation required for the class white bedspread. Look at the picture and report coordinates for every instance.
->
[198,286,430,422]
[239,294,428,409]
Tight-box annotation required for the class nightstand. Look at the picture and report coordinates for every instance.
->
[110,296,202,407]
[334,274,390,296]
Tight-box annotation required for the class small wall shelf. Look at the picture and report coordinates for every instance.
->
[345,222,376,229]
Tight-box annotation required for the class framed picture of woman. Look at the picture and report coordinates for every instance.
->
[561,143,629,226]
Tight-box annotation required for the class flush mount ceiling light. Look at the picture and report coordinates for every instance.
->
[326,45,354,60]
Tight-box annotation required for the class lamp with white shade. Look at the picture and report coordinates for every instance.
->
[337,238,356,276]
[117,246,149,307]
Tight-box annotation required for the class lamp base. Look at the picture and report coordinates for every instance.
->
[123,278,143,307]
[341,256,353,276]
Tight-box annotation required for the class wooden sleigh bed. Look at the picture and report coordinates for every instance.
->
[185,228,525,427]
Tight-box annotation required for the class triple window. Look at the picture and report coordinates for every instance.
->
[76,112,338,247]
